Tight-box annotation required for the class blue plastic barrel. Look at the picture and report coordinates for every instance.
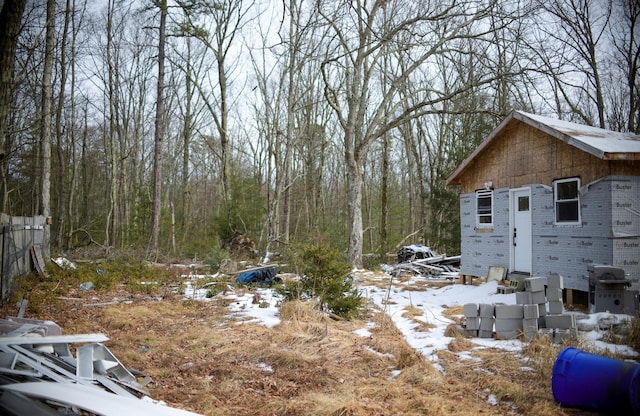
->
[552,347,640,414]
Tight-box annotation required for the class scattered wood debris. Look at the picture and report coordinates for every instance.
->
[392,245,460,279]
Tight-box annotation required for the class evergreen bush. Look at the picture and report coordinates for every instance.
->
[277,242,362,319]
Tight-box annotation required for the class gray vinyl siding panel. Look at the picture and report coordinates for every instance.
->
[459,175,640,292]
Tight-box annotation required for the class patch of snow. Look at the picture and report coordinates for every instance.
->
[387,370,402,380]
[53,257,76,269]
[363,345,395,359]
[353,328,372,337]
[225,288,281,328]
[256,362,273,373]
[432,362,445,375]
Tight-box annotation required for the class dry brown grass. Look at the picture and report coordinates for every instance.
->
[1,271,598,416]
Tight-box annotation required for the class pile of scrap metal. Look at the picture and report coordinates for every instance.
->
[0,316,201,416]
[393,244,461,279]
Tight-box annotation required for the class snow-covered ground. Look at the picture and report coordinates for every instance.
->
[183,269,638,360]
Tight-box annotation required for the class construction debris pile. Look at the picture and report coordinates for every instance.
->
[0,316,200,416]
[392,244,460,279]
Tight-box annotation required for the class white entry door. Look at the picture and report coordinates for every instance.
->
[512,188,532,274]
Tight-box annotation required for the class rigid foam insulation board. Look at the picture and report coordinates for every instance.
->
[525,277,546,292]
[464,303,479,317]
[495,304,524,319]
[546,288,563,302]
[547,274,564,289]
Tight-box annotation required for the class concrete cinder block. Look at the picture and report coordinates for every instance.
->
[465,317,480,330]
[548,300,564,315]
[524,330,538,342]
[480,317,495,331]
[464,303,479,317]
[525,276,546,292]
[538,303,548,316]
[495,304,524,319]
[546,288,563,302]
[530,290,546,304]
[523,318,538,332]
[478,330,494,338]
[496,329,521,340]
[464,329,479,337]
[538,328,553,341]
[547,274,564,289]
[495,318,523,332]
[552,328,577,344]
[523,304,540,319]
[479,303,495,318]
[516,291,532,305]
[545,314,576,330]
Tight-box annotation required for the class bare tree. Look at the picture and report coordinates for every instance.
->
[318,0,514,267]
[39,0,55,258]
[148,0,168,258]
[0,0,27,215]
[535,0,611,127]
[610,0,640,132]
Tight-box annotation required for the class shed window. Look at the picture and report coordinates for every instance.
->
[476,189,493,226]
[554,178,580,224]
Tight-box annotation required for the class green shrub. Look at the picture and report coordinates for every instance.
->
[277,242,362,319]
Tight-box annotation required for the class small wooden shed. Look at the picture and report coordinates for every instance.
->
[446,110,640,297]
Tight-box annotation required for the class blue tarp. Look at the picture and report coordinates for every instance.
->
[235,267,278,286]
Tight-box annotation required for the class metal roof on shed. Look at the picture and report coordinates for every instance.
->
[447,110,640,185]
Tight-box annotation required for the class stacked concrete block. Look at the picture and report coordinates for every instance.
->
[463,303,479,337]
[537,327,553,341]
[515,291,531,305]
[544,296,578,343]
[494,304,523,339]
[479,303,495,338]
[522,304,540,341]
[546,274,564,315]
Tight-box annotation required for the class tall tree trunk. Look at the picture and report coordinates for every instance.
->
[149,0,167,258]
[54,0,72,251]
[0,0,27,212]
[40,0,55,258]
[105,0,117,251]
[345,149,363,268]
[380,134,389,261]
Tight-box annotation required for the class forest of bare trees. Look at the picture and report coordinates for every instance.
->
[0,0,638,267]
